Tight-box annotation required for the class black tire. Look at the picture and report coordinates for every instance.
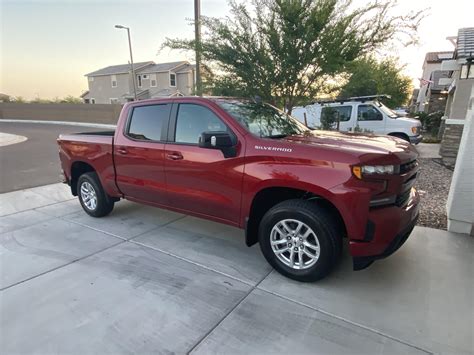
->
[258,199,341,282]
[77,172,114,217]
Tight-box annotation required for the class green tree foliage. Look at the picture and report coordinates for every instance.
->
[164,0,423,113]
[339,56,412,107]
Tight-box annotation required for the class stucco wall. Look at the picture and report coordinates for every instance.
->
[85,73,131,104]
[448,77,474,119]
[0,103,122,125]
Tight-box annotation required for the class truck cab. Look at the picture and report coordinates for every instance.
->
[292,95,422,144]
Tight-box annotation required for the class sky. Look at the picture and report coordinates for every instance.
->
[0,0,472,99]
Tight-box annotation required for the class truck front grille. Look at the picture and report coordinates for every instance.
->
[400,160,418,174]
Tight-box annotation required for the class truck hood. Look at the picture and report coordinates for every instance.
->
[283,130,418,162]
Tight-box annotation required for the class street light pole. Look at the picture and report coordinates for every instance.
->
[115,25,137,101]
[194,0,202,96]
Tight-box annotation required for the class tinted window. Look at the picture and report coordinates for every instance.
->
[357,105,383,121]
[175,104,228,144]
[127,104,170,141]
[321,106,352,122]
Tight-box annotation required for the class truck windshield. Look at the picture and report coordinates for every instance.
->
[215,100,309,138]
[374,101,398,118]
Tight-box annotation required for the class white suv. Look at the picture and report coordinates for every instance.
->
[292,96,422,144]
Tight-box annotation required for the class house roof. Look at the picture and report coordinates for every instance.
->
[456,27,474,58]
[175,64,196,73]
[425,51,453,63]
[85,61,154,77]
[137,61,189,74]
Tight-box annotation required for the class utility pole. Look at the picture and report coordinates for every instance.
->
[194,0,202,96]
[115,25,138,101]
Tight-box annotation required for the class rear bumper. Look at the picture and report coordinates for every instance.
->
[409,134,422,145]
[350,188,420,270]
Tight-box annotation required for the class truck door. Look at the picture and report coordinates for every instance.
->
[320,105,354,132]
[164,102,244,225]
[113,103,171,204]
[356,104,386,134]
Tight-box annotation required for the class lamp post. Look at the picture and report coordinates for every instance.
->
[115,25,137,101]
[194,0,202,96]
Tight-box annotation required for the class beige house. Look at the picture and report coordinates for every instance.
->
[81,61,196,104]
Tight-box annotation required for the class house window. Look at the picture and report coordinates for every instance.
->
[90,98,96,104]
[460,63,474,79]
[170,72,176,87]
[111,75,117,88]
[137,75,142,88]
[150,74,157,87]
[110,98,119,104]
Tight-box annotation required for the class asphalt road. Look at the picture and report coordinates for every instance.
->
[0,122,102,193]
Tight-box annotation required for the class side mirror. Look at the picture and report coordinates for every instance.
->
[199,131,236,158]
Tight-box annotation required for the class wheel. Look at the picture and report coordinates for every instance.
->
[77,172,114,217]
[258,199,341,282]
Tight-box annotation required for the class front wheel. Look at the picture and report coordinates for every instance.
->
[258,199,341,282]
[77,172,114,217]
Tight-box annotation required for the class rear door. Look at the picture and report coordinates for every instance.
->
[164,102,244,224]
[114,102,171,204]
[320,104,355,132]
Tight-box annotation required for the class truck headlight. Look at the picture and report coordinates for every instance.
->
[411,126,420,135]
[352,165,397,179]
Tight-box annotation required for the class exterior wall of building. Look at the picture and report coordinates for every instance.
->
[177,72,193,95]
[416,62,441,112]
[85,73,131,104]
[446,84,474,235]
[448,76,474,119]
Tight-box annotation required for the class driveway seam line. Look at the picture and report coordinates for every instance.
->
[257,286,433,354]
[0,240,126,292]
[0,197,75,218]
[186,269,274,354]
[130,239,254,287]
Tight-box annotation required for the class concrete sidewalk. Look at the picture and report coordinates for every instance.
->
[1,184,473,354]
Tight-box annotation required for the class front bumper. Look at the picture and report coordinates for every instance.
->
[350,188,420,270]
[409,134,423,145]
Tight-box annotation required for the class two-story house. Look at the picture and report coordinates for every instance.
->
[81,61,196,104]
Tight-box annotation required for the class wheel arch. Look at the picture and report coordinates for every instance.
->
[245,186,347,247]
[388,132,410,142]
[70,161,96,196]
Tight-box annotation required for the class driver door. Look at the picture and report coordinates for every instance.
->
[164,102,244,225]
[356,104,386,134]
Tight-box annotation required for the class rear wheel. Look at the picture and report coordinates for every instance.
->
[258,199,341,282]
[77,172,114,217]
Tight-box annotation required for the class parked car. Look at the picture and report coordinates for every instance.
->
[58,97,420,282]
[292,95,422,144]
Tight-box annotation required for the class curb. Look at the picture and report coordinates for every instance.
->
[0,119,116,129]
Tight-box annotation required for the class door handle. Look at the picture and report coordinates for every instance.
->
[117,147,128,155]
[166,152,183,160]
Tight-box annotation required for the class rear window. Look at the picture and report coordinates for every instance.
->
[126,104,170,141]
[321,106,352,122]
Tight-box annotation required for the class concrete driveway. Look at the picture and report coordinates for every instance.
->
[1,184,473,354]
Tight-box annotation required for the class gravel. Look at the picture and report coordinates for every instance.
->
[416,158,453,230]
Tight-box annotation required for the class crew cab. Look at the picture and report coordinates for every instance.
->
[58,97,420,282]
[292,95,423,144]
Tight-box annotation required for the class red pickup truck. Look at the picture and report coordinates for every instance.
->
[58,97,420,281]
